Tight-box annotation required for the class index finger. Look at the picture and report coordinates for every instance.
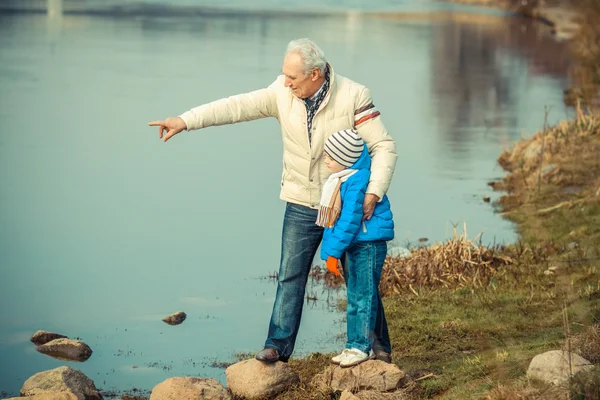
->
[148,120,165,127]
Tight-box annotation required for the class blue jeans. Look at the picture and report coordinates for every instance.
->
[342,240,388,353]
[264,203,392,359]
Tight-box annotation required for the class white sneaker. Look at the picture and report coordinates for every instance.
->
[331,349,351,365]
[339,348,373,368]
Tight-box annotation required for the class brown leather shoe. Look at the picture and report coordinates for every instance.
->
[373,349,392,363]
[255,348,280,363]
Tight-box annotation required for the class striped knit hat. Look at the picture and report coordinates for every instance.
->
[324,129,364,168]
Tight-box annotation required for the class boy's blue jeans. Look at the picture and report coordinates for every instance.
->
[342,240,388,353]
[264,203,391,360]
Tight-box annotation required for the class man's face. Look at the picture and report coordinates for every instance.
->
[282,52,320,99]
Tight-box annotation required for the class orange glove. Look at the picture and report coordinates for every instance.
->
[326,256,342,277]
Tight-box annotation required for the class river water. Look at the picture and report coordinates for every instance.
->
[0,0,572,396]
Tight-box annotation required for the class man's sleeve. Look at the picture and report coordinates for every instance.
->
[354,87,397,199]
[179,80,280,131]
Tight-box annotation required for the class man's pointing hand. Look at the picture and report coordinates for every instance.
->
[148,117,187,142]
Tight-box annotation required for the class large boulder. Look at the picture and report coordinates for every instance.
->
[225,359,299,399]
[149,377,230,400]
[30,331,69,346]
[5,393,77,400]
[312,360,405,393]
[527,350,594,386]
[20,366,102,399]
[36,339,92,362]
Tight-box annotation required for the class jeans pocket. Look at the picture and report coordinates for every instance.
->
[353,242,370,249]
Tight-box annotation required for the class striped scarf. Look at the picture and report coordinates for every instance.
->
[305,65,330,145]
[315,168,358,228]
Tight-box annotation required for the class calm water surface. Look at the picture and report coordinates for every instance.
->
[0,1,572,396]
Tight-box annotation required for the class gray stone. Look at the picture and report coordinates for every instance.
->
[30,331,68,346]
[20,366,101,399]
[527,350,593,386]
[149,377,229,400]
[225,359,299,399]
[387,247,411,259]
[36,339,92,362]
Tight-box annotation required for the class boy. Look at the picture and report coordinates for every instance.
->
[317,129,394,368]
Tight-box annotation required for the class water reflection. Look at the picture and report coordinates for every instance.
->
[429,15,570,176]
[47,0,62,17]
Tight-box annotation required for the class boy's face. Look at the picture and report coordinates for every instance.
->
[324,152,346,174]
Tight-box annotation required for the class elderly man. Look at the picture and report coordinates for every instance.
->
[149,38,397,364]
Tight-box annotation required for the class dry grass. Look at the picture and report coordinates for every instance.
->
[483,381,570,400]
[566,0,600,108]
[379,226,513,296]
[496,105,600,210]
[483,383,543,400]
[569,324,600,363]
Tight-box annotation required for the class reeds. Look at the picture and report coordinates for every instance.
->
[496,104,599,207]
[380,224,514,296]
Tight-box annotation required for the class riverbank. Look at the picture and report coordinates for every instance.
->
[276,2,600,399]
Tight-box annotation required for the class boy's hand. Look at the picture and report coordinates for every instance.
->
[326,256,342,277]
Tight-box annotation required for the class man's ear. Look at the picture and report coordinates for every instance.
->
[311,68,320,82]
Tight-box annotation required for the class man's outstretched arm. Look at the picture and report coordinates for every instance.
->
[148,80,280,142]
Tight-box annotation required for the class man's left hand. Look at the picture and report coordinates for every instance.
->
[363,193,380,221]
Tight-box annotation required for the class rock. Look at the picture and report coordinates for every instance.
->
[337,388,412,400]
[36,339,93,362]
[546,266,563,275]
[225,359,299,399]
[20,366,102,399]
[541,163,557,176]
[355,391,411,399]
[312,360,405,393]
[162,311,187,326]
[387,247,411,259]
[340,390,360,400]
[5,392,77,399]
[527,350,593,386]
[483,195,491,203]
[149,377,229,400]
[522,141,542,165]
[30,331,69,346]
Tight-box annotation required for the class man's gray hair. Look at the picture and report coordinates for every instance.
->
[285,38,327,76]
